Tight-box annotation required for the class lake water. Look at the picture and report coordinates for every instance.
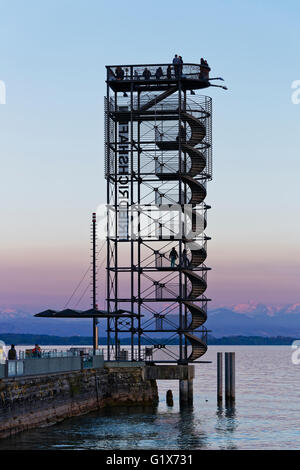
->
[0,345,299,450]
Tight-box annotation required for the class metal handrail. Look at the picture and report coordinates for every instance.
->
[107,63,210,81]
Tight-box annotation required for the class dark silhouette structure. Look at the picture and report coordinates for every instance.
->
[104,62,226,363]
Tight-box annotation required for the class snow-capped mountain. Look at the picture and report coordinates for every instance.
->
[0,303,300,337]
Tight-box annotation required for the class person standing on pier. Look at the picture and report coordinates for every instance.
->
[8,344,17,360]
[32,344,42,358]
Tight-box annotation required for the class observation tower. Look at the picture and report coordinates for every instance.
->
[105,61,226,363]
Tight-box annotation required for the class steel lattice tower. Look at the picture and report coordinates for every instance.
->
[105,62,222,363]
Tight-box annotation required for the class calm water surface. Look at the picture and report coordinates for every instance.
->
[0,346,299,450]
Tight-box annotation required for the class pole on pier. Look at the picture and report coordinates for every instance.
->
[217,352,223,403]
[92,212,98,354]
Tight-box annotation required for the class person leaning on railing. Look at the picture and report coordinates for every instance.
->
[142,67,151,80]
[155,67,163,80]
[115,66,124,80]
[199,58,210,80]
[173,54,180,79]
[179,56,183,77]
[8,344,17,360]
[32,344,42,358]
[167,65,172,79]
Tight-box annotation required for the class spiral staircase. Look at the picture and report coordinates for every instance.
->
[143,89,210,362]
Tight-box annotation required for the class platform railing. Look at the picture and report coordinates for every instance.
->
[106,63,210,82]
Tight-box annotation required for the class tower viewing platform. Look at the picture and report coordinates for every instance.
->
[106,62,221,93]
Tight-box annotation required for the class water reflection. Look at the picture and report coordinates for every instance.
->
[215,402,238,450]
[176,406,208,449]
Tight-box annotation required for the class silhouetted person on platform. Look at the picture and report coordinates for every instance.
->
[199,58,210,80]
[115,66,124,80]
[173,54,180,79]
[155,67,163,80]
[167,65,172,79]
[143,67,151,80]
[179,56,183,77]
[8,345,17,360]
[169,247,179,268]
[108,68,116,80]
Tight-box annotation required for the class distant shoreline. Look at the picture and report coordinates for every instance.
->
[0,333,297,346]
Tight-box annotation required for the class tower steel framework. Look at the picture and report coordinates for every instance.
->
[105,63,223,364]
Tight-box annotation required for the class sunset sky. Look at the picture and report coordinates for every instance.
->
[0,0,299,312]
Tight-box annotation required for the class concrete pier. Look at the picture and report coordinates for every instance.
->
[0,364,158,439]
[145,364,195,408]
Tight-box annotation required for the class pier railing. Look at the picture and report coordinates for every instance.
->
[0,348,105,379]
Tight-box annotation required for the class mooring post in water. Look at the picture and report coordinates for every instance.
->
[229,352,235,401]
[225,352,235,402]
[166,390,174,406]
[217,352,223,403]
[225,352,230,401]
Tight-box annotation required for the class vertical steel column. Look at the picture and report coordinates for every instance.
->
[106,78,111,361]
[178,78,183,362]
[130,77,135,360]
[183,88,188,362]
[137,90,142,361]
[114,89,118,360]
[92,212,98,353]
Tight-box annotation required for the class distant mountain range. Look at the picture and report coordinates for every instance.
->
[205,303,300,337]
[0,303,300,338]
[0,333,296,346]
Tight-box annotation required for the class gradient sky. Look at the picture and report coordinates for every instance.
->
[0,0,299,311]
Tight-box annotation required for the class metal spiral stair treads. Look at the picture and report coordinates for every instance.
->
[182,301,207,329]
[182,269,207,299]
[184,332,208,361]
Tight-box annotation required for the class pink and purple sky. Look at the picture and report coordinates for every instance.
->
[0,0,299,313]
